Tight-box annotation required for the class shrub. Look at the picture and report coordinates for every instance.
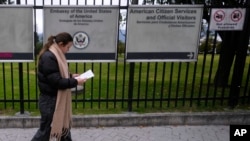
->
[118,40,125,55]
[35,42,43,55]
[199,37,221,54]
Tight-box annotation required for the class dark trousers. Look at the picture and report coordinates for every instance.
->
[31,94,72,141]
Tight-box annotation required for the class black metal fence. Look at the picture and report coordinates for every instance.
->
[0,0,250,114]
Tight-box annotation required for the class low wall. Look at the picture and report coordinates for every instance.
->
[1,111,250,128]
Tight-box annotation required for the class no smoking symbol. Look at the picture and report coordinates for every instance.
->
[231,10,242,22]
[214,10,225,22]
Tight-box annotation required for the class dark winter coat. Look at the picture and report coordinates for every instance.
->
[38,50,78,96]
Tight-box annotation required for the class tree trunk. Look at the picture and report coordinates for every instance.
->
[214,31,240,87]
[228,2,250,108]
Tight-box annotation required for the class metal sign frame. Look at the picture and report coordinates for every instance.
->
[43,5,120,62]
[125,5,204,62]
[0,5,34,62]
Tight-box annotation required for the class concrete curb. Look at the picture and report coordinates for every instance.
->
[1,111,250,128]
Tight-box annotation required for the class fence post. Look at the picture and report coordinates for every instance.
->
[17,0,24,115]
[18,63,25,114]
[128,62,135,112]
[15,0,28,116]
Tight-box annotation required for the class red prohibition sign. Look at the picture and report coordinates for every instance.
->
[214,10,225,22]
[231,10,242,22]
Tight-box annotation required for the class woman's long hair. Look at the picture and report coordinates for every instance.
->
[38,32,73,59]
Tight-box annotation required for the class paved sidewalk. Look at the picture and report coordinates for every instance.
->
[0,125,229,141]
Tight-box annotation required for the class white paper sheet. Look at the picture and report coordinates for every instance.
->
[75,69,94,79]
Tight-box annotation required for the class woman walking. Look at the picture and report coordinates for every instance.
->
[31,32,86,141]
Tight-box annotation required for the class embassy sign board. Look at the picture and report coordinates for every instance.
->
[0,6,34,62]
[44,6,119,62]
[126,5,203,62]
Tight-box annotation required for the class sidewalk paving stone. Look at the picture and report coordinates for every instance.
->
[0,125,229,141]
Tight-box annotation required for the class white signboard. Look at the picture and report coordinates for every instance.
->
[44,6,119,62]
[0,6,33,62]
[209,8,246,31]
[126,5,203,62]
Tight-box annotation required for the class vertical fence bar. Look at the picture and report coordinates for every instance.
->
[91,62,94,108]
[121,61,126,108]
[190,62,197,107]
[128,62,135,112]
[183,62,189,106]
[74,63,78,109]
[106,63,110,108]
[2,63,7,109]
[137,62,142,108]
[175,62,182,107]
[243,62,250,104]
[83,63,86,108]
[152,62,158,108]
[144,62,150,108]
[98,63,102,109]
[168,62,174,107]
[198,55,207,105]
[114,61,118,108]
[18,63,24,114]
[26,63,31,108]
[10,63,14,108]
[160,62,166,108]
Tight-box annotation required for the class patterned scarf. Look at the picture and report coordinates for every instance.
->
[49,43,72,141]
